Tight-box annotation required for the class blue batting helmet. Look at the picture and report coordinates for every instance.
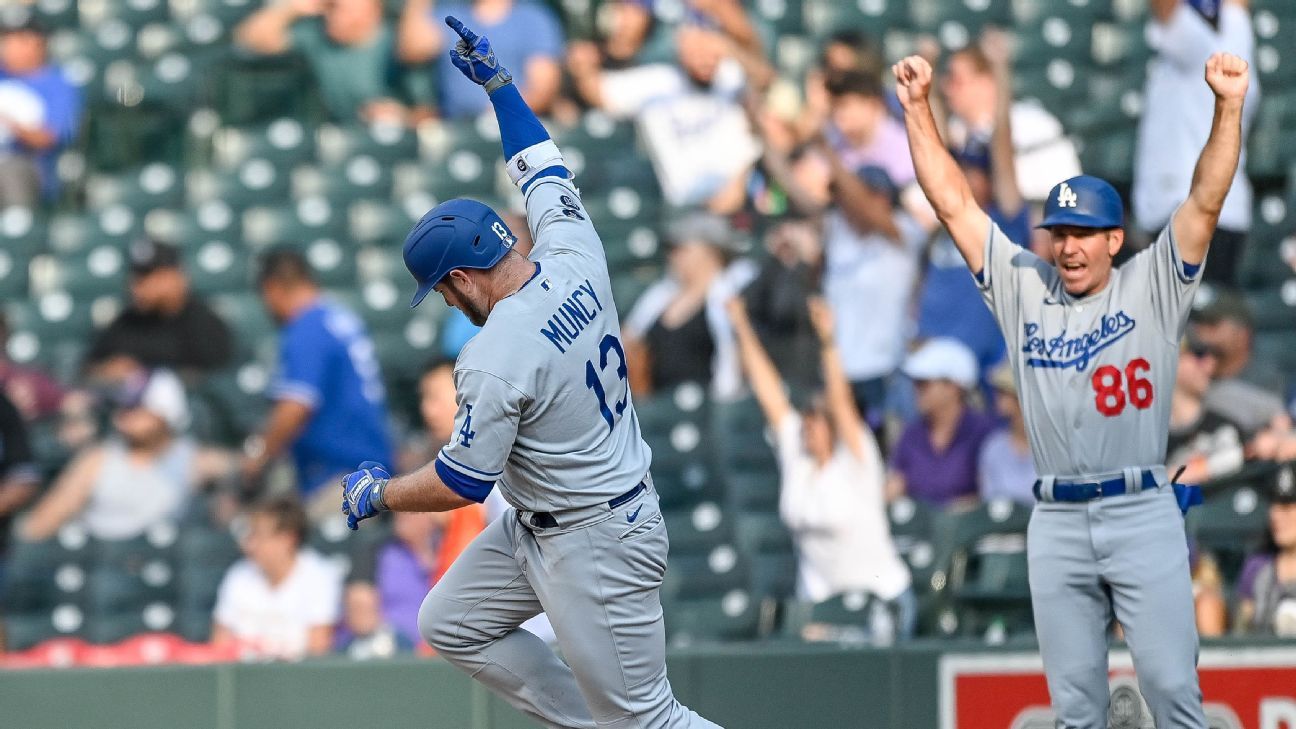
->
[1037,174,1124,230]
[403,198,516,308]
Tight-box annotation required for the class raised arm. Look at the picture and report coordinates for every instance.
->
[725,298,792,429]
[444,16,569,192]
[982,31,1024,218]
[1172,52,1250,265]
[807,298,870,461]
[892,56,991,274]
[235,0,316,55]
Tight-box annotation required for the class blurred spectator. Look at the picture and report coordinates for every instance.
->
[0,9,81,206]
[1168,336,1246,484]
[624,212,755,401]
[568,20,767,209]
[918,42,1029,381]
[1192,293,1287,433]
[740,217,822,391]
[977,364,1036,505]
[940,30,1080,204]
[20,369,235,542]
[821,164,926,419]
[212,497,343,659]
[887,339,994,508]
[0,311,66,422]
[1190,540,1228,638]
[242,249,393,518]
[789,31,887,146]
[0,390,38,597]
[374,510,452,646]
[1135,0,1258,286]
[564,0,657,76]
[85,239,233,382]
[335,581,412,659]
[236,0,415,124]
[1236,462,1296,637]
[728,297,913,634]
[825,71,914,191]
[399,0,564,119]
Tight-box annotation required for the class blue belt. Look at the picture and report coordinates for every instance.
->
[527,482,645,529]
[1033,470,1159,502]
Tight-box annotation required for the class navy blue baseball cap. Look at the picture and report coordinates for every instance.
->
[1037,174,1124,230]
[403,198,516,308]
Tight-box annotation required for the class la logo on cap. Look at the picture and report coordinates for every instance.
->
[1057,183,1078,208]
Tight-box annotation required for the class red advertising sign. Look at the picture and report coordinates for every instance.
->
[940,647,1296,729]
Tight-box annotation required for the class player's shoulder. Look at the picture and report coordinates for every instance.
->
[455,322,539,397]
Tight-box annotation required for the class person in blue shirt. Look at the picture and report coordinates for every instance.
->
[0,12,81,206]
[243,248,393,520]
[397,0,563,118]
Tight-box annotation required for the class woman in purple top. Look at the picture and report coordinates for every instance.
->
[887,338,996,508]
[1235,462,1296,636]
[374,510,446,645]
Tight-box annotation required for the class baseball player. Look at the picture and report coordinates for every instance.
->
[339,17,721,729]
[893,51,1249,728]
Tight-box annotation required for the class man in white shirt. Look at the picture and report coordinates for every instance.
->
[1135,0,1260,286]
[212,498,342,660]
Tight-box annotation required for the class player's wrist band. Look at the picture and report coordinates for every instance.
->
[371,478,390,512]
[484,68,513,95]
[506,140,566,189]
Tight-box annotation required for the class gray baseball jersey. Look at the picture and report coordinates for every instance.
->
[977,219,1201,479]
[435,176,653,513]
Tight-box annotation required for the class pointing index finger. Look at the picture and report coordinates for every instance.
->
[445,15,476,44]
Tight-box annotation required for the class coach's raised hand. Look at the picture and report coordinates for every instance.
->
[891,55,933,112]
[446,15,513,93]
[1205,51,1249,104]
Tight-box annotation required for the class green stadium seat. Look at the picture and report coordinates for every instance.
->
[0,207,47,259]
[1089,21,1152,68]
[1255,12,1296,91]
[317,122,419,167]
[945,500,1031,614]
[1014,17,1093,69]
[911,0,1012,44]
[348,200,420,248]
[176,563,228,615]
[750,551,797,600]
[4,536,92,613]
[95,526,180,570]
[188,162,292,212]
[33,0,80,30]
[175,608,214,643]
[144,202,242,250]
[782,591,890,644]
[752,0,807,35]
[214,119,317,171]
[1247,93,1296,180]
[1014,0,1112,25]
[35,245,128,298]
[183,239,250,294]
[209,292,276,348]
[213,52,322,126]
[3,610,81,651]
[1241,284,1296,331]
[734,512,794,555]
[664,503,733,554]
[1015,58,1088,110]
[84,99,185,172]
[137,50,209,113]
[86,566,176,616]
[190,371,270,446]
[85,163,186,212]
[662,544,750,601]
[240,199,350,253]
[82,0,171,26]
[173,0,260,27]
[888,497,942,595]
[0,248,29,301]
[1189,483,1270,585]
[1078,128,1136,187]
[802,0,908,39]
[664,591,761,645]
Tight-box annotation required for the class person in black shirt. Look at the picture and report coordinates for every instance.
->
[0,390,39,608]
[85,239,233,380]
[1168,336,1247,485]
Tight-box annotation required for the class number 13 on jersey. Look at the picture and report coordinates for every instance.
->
[586,334,629,429]
[1091,357,1153,417]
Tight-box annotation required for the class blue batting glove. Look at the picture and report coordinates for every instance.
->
[445,15,513,92]
[341,460,391,531]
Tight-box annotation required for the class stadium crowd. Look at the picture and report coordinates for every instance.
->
[1,0,1295,664]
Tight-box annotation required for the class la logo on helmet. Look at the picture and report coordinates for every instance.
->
[1057,183,1079,208]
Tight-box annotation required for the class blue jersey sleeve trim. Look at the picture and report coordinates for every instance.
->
[972,268,985,285]
[435,458,494,503]
[520,166,571,195]
[1181,260,1202,279]
[488,82,550,159]
[438,449,504,478]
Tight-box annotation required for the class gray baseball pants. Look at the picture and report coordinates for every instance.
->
[1028,485,1206,728]
[418,485,722,729]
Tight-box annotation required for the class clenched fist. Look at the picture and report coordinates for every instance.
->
[1205,51,1249,103]
[892,55,933,112]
